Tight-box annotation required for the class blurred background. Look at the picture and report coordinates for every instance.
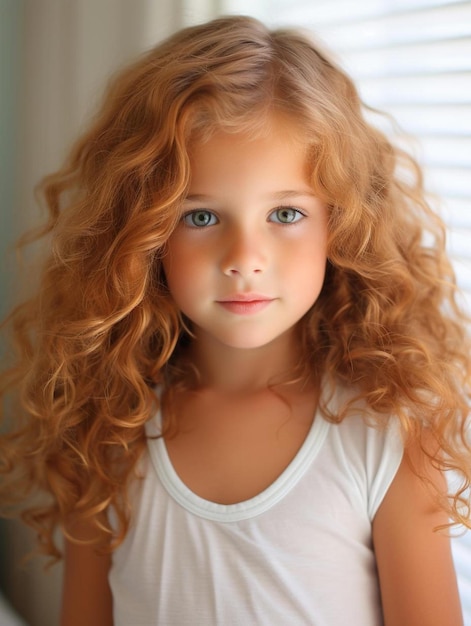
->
[0,0,470,624]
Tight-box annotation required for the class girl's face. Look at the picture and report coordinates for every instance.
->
[163,115,328,352]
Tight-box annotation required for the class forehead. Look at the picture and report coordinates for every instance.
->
[185,116,313,199]
[189,108,305,144]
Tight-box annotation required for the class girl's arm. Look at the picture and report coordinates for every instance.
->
[60,536,113,626]
[373,441,463,626]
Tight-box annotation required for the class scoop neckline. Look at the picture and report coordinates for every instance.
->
[145,403,330,522]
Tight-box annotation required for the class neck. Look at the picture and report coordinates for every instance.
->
[186,327,307,394]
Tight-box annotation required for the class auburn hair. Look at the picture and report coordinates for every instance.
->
[1,15,470,560]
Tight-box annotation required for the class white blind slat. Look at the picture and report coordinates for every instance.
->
[347,38,471,78]
[377,105,471,136]
[359,73,471,106]
[275,4,471,49]
[269,0,466,23]
[419,137,471,167]
[444,198,471,228]
[453,258,471,292]
[425,167,471,197]
[449,230,471,260]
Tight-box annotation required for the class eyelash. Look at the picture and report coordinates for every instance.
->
[181,207,306,228]
[269,207,305,224]
[182,210,218,228]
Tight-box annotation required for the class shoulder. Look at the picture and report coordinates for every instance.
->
[322,385,404,519]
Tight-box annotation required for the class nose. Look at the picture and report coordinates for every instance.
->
[220,226,267,277]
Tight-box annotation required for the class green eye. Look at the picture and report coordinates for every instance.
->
[269,207,303,224]
[183,210,218,228]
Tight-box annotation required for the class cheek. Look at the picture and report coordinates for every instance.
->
[286,230,328,279]
[162,243,186,295]
[298,254,327,302]
[163,241,208,301]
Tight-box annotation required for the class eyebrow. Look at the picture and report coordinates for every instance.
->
[184,190,317,202]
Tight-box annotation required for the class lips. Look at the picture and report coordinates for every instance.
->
[218,293,272,303]
[216,294,275,315]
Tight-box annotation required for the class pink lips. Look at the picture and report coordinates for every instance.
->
[217,294,274,315]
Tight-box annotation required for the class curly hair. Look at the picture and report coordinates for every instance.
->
[1,15,470,560]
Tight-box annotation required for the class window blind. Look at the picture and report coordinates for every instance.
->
[222,0,471,311]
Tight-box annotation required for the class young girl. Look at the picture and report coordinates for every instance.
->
[1,14,470,626]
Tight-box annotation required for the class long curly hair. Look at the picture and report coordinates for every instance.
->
[1,15,470,560]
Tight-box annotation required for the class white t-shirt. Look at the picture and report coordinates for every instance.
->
[109,388,403,625]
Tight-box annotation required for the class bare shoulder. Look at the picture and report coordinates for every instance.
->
[372,437,463,626]
[61,528,113,626]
